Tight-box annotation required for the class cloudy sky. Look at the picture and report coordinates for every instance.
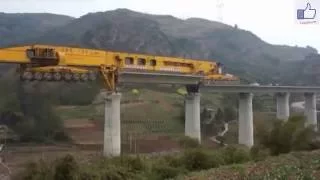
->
[1,0,320,52]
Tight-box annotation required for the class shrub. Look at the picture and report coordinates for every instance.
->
[99,165,136,180]
[250,144,270,162]
[216,135,226,146]
[54,154,79,180]
[53,131,72,142]
[77,159,143,180]
[20,159,54,180]
[292,126,320,151]
[206,151,226,168]
[150,154,187,180]
[110,155,146,173]
[152,164,185,180]
[182,148,213,171]
[76,155,148,180]
[247,165,316,180]
[256,115,320,156]
[178,136,200,149]
[230,164,247,179]
[161,154,183,168]
[77,169,100,180]
[220,145,251,164]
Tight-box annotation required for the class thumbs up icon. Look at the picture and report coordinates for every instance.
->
[297,3,317,19]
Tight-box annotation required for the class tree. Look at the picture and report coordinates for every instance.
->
[253,96,264,111]
[215,108,224,123]
[0,77,66,142]
[256,115,320,155]
[201,108,214,137]
[220,93,238,109]
[223,106,236,122]
[54,154,79,180]
[200,108,212,124]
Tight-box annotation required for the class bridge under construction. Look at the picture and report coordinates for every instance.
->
[0,44,320,156]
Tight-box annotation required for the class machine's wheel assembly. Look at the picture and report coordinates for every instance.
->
[44,72,53,81]
[34,72,43,81]
[21,71,33,81]
[64,73,72,81]
[80,73,89,81]
[72,73,80,81]
[53,72,62,81]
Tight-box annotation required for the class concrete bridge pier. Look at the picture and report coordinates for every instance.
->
[304,92,317,131]
[276,92,290,121]
[103,92,122,157]
[238,92,254,147]
[185,93,201,143]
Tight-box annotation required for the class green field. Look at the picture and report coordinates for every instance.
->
[55,88,224,134]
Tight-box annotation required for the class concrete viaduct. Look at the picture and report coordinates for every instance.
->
[103,85,320,156]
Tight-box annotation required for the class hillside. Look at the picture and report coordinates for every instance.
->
[0,8,318,85]
[0,13,74,47]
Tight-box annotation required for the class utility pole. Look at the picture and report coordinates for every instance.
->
[216,0,224,22]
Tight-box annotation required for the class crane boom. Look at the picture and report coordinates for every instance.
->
[0,44,239,92]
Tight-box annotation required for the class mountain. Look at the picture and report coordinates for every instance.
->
[0,13,74,47]
[0,13,74,74]
[0,9,319,85]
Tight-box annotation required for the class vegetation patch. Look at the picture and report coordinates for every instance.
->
[16,140,253,180]
[178,150,320,180]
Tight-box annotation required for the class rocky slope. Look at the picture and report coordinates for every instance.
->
[0,13,74,46]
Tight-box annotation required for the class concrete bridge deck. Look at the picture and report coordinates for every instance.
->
[201,85,320,93]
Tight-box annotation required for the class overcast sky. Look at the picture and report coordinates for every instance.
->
[1,0,320,52]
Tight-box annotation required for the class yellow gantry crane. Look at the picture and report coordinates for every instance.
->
[0,44,239,92]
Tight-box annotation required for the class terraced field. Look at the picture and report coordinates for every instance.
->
[55,88,223,148]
